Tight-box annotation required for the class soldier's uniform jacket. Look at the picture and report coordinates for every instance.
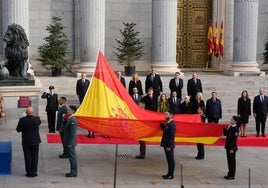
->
[223,124,239,152]
[64,115,77,147]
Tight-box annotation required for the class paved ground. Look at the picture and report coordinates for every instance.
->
[1,75,268,188]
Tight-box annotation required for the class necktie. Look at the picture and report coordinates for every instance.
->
[173,98,176,104]
[151,74,154,81]
[261,96,264,102]
[194,79,197,84]
[176,79,179,87]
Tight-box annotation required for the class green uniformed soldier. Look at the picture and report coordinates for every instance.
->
[64,105,78,177]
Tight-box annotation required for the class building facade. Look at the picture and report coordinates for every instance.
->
[0,0,268,74]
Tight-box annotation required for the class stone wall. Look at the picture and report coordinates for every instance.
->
[29,0,74,60]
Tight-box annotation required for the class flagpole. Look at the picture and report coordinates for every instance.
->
[219,56,222,71]
[113,144,118,188]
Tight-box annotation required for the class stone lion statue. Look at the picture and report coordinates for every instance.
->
[3,24,29,79]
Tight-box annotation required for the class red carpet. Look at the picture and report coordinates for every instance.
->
[47,134,268,147]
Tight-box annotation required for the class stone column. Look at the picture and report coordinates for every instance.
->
[224,0,234,64]
[229,0,261,74]
[2,0,29,39]
[152,0,179,73]
[77,0,105,74]
[1,0,29,59]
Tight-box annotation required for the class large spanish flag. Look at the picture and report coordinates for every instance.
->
[75,51,226,144]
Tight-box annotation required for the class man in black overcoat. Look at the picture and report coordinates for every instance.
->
[76,73,90,104]
[145,68,163,96]
[169,72,183,99]
[253,87,268,137]
[16,107,41,177]
[187,72,202,103]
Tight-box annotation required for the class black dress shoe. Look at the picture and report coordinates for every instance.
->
[65,173,77,177]
[262,134,266,137]
[162,175,174,179]
[59,154,68,158]
[256,134,259,137]
[195,156,204,160]
[25,173,38,177]
[224,176,234,180]
[135,155,145,159]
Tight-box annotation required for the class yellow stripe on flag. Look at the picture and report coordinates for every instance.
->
[76,77,136,119]
[142,136,220,144]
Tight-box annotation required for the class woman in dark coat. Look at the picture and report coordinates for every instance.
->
[237,90,251,137]
[128,73,143,96]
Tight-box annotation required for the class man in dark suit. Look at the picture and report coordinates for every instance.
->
[253,88,268,137]
[168,91,181,114]
[205,91,222,123]
[76,72,90,104]
[76,73,93,137]
[64,105,78,177]
[160,111,176,180]
[41,86,58,133]
[16,107,41,178]
[116,71,126,88]
[142,87,158,112]
[145,68,163,96]
[131,87,142,105]
[187,72,202,103]
[223,116,239,180]
[169,72,183,99]
[56,97,68,158]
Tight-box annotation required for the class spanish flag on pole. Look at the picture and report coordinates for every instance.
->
[206,20,213,58]
[219,21,224,58]
[75,51,226,144]
[213,20,219,57]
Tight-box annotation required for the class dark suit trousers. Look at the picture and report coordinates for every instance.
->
[207,117,219,123]
[196,143,204,158]
[47,111,56,132]
[226,150,236,177]
[60,131,66,155]
[67,146,78,176]
[164,148,175,176]
[23,145,39,175]
[139,140,146,157]
[255,115,267,135]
